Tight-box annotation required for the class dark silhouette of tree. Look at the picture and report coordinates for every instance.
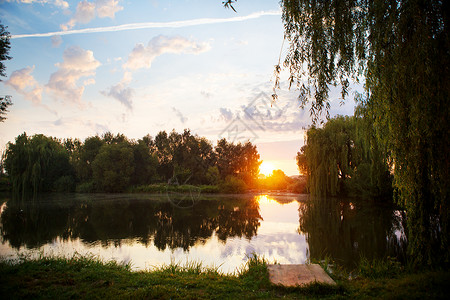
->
[92,141,134,193]
[73,135,104,183]
[131,138,159,186]
[0,95,11,122]
[297,114,391,198]
[259,169,292,190]
[4,130,262,194]
[4,133,75,197]
[0,20,12,122]
[280,0,449,266]
[215,138,261,186]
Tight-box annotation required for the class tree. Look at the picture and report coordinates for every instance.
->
[131,137,159,185]
[0,95,12,122]
[4,133,74,197]
[91,142,134,192]
[73,135,104,183]
[281,0,449,266]
[297,113,392,198]
[0,20,12,122]
[260,169,292,190]
[215,138,261,187]
[154,130,174,182]
[0,20,11,79]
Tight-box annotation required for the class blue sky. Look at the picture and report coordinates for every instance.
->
[0,0,357,175]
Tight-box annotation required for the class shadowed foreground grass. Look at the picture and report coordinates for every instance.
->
[0,254,448,299]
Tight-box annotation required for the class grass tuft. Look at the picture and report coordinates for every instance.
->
[237,253,271,289]
[357,256,404,279]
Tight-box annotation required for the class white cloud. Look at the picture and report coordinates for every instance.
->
[46,46,100,106]
[101,70,134,109]
[101,82,134,110]
[124,35,211,70]
[54,0,68,9]
[6,66,43,105]
[61,1,95,30]
[104,35,210,109]
[96,0,123,18]
[60,0,123,30]
[83,78,96,86]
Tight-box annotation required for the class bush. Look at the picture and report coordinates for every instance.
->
[53,175,75,192]
[132,183,167,193]
[76,181,96,193]
[287,178,307,193]
[219,176,247,194]
[357,256,404,279]
[199,185,220,193]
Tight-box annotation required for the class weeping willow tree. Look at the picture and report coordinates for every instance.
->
[282,0,449,266]
[298,116,353,196]
[4,133,74,198]
[297,112,391,198]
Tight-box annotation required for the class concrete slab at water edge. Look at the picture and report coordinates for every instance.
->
[267,264,336,287]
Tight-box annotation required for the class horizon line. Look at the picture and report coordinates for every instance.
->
[11,10,281,39]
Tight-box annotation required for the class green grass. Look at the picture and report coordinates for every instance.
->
[0,254,448,299]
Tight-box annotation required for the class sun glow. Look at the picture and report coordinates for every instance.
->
[255,194,275,204]
[259,161,275,177]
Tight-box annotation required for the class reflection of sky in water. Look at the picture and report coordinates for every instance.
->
[0,195,308,274]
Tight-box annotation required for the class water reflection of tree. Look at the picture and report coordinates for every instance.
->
[298,197,407,269]
[0,196,261,252]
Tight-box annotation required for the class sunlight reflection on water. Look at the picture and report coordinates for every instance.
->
[0,193,406,272]
[0,194,308,273]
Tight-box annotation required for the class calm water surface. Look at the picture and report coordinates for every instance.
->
[0,193,407,273]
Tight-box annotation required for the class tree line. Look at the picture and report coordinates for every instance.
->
[2,129,261,196]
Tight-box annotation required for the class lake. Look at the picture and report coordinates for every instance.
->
[0,192,407,273]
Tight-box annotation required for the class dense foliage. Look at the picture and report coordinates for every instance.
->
[282,0,449,266]
[297,113,392,198]
[0,20,12,122]
[3,130,261,195]
[258,169,306,192]
[3,133,74,198]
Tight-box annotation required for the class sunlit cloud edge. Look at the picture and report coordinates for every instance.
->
[11,10,281,39]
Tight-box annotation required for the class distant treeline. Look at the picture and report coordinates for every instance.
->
[2,129,263,196]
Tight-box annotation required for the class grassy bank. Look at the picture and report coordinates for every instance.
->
[1,255,448,299]
[131,183,221,194]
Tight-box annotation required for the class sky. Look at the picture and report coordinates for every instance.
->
[0,0,357,176]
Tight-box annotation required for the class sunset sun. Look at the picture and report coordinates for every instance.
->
[259,161,275,177]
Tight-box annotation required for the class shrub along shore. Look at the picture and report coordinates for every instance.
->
[0,254,448,299]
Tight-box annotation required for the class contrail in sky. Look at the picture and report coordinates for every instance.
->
[12,10,281,39]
